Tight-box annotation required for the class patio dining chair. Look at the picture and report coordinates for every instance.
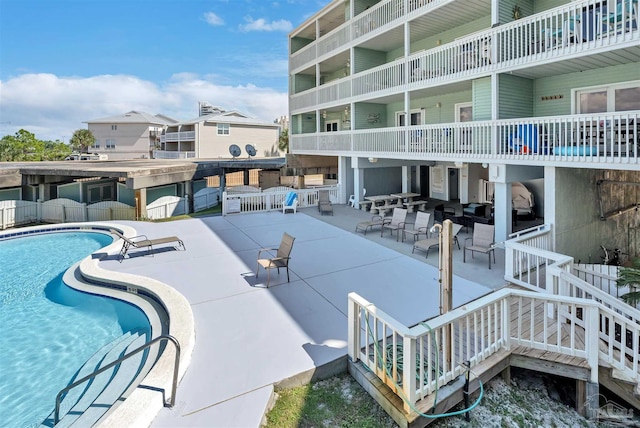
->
[403,211,431,242]
[381,207,408,241]
[412,223,462,258]
[318,189,333,215]
[256,232,295,287]
[463,223,496,269]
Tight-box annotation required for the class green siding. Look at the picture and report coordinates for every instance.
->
[354,102,387,129]
[499,74,534,119]
[534,63,640,116]
[291,37,313,54]
[533,0,568,14]
[148,185,177,204]
[58,183,81,202]
[0,188,21,201]
[472,77,492,120]
[193,180,207,193]
[354,47,387,73]
[118,183,135,205]
[295,74,315,93]
[410,16,491,53]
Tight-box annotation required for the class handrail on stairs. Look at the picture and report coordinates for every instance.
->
[54,334,181,424]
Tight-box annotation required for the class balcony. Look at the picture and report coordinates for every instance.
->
[153,150,196,159]
[290,111,639,169]
[290,0,639,113]
[160,131,196,143]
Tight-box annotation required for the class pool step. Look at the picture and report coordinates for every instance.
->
[45,330,150,428]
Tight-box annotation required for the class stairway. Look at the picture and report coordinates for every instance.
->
[42,330,154,427]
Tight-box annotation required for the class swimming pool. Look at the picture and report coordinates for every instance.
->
[0,231,152,427]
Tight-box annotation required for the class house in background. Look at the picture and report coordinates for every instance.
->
[85,111,178,160]
[155,107,282,159]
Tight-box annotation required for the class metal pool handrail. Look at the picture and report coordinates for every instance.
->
[54,334,181,425]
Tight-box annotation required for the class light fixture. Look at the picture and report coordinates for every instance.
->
[435,102,442,108]
[482,162,488,168]
[454,161,466,168]
[368,157,378,163]
[321,110,327,119]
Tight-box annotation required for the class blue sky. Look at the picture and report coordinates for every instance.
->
[0,0,325,141]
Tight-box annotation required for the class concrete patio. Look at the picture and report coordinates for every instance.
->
[98,205,515,427]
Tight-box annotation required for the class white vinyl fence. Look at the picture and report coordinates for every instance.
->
[222,185,339,215]
[0,193,199,229]
[193,187,220,212]
[146,196,188,220]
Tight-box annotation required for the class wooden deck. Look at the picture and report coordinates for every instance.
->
[351,293,593,428]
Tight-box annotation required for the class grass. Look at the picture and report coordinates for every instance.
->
[264,370,606,428]
[264,373,398,428]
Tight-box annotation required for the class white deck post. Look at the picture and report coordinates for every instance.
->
[347,293,360,362]
[402,335,417,413]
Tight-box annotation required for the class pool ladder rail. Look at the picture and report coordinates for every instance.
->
[53,334,181,425]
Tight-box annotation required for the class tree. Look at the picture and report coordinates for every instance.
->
[278,128,289,153]
[42,140,72,160]
[616,258,640,305]
[0,130,72,161]
[69,129,95,153]
[0,129,42,161]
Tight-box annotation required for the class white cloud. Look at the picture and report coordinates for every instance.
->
[0,73,288,141]
[203,11,224,26]
[239,17,292,32]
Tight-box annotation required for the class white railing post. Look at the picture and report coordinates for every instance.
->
[584,305,599,384]
[0,207,5,230]
[347,294,360,362]
[402,335,417,413]
[502,296,511,350]
[82,203,88,221]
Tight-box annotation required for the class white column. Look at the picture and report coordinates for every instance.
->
[493,181,512,243]
[353,158,365,208]
[544,165,556,251]
[402,165,410,193]
[338,155,350,204]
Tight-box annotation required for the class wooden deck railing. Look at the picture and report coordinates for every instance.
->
[349,222,640,410]
[348,288,602,410]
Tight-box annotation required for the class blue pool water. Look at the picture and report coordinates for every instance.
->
[0,232,151,427]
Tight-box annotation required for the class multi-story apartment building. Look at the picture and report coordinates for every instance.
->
[86,111,178,160]
[156,109,282,159]
[288,0,639,259]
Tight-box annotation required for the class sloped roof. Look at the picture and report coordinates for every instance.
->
[85,111,177,125]
[180,110,280,128]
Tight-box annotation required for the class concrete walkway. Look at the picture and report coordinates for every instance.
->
[99,206,506,427]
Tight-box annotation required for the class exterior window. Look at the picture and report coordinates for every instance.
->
[91,140,100,149]
[217,123,230,135]
[325,121,339,132]
[106,139,116,149]
[87,183,113,203]
[396,109,423,126]
[575,81,639,113]
[111,125,117,131]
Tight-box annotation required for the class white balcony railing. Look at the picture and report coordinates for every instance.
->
[160,131,196,143]
[153,150,196,159]
[291,0,451,72]
[290,0,638,112]
[291,111,639,166]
